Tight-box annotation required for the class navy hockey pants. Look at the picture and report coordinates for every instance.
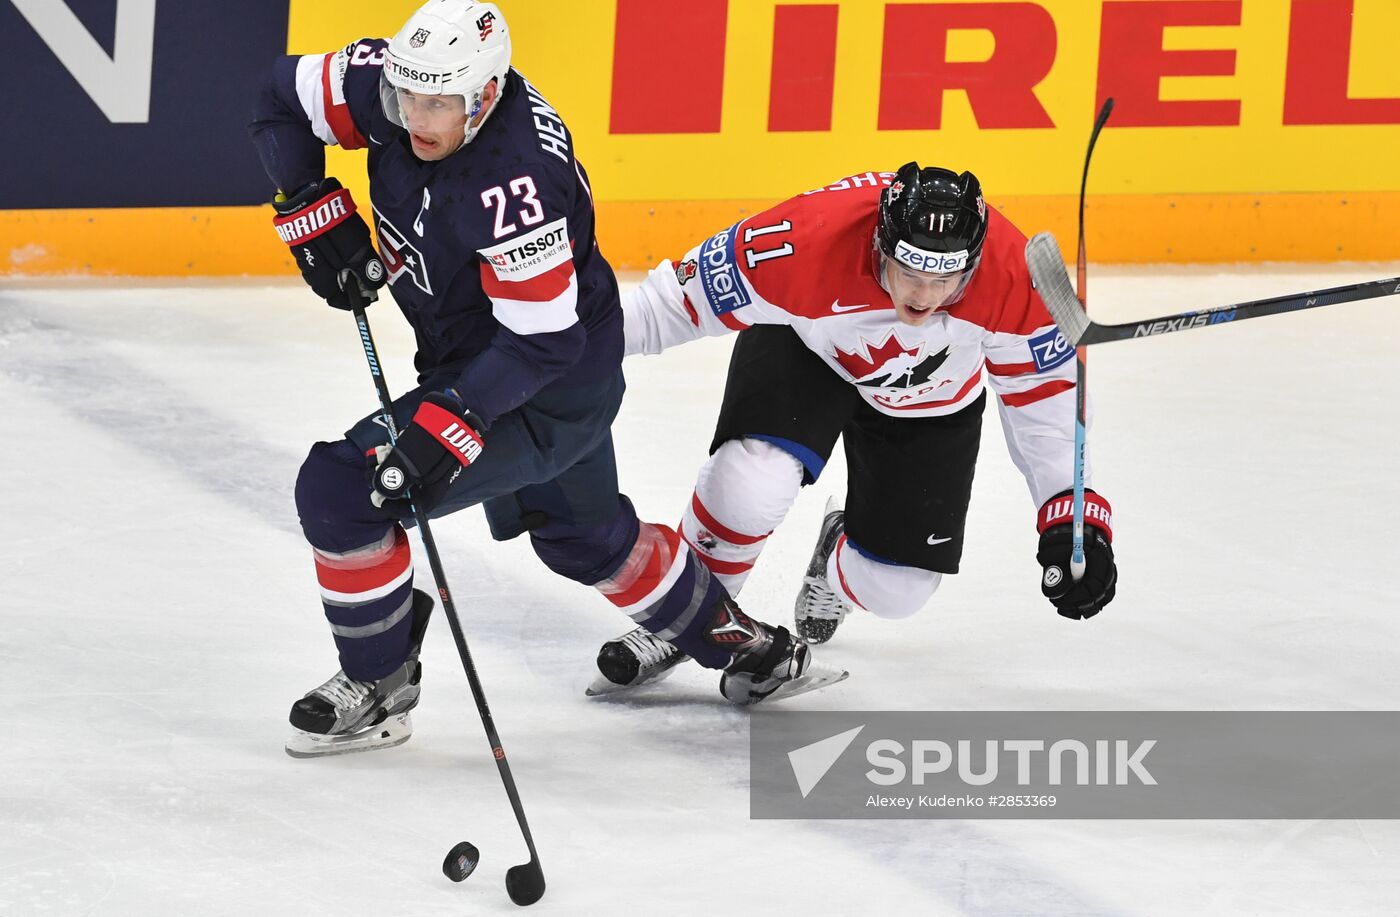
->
[295,369,635,678]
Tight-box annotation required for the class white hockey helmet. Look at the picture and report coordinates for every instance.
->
[379,1,512,149]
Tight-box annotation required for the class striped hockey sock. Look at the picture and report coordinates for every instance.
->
[312,524,417,680]
[595,521,732,669]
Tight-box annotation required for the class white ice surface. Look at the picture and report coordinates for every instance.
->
[2,265,1399,916]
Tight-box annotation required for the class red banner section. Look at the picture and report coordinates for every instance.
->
[608,0,1400,133]
[768,4,840,132]
[1284,0,1400,125]
[609,0,728,134]
[1098,0,1241,127]
[878,3,1057,130]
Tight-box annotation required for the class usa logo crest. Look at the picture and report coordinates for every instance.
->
[375,212,433,295]
[477,11,496,40]
[409,28,430,48]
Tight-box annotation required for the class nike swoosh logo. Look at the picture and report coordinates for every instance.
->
[927,535,951,546]
[369,133,385,145]
[831,300,869,313]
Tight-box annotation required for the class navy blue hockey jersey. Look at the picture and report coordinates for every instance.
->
[250,40,622,426]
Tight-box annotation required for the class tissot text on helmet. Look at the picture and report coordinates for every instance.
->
[386,61,444,87]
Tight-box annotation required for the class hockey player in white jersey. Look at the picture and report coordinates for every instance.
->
[594,163,1118,689]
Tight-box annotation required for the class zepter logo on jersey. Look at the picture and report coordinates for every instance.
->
[697,223,752,316]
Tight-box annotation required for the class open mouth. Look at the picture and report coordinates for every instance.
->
[410,133,438,152]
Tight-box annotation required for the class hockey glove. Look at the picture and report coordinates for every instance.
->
[272,178,386,310]
[371,392,486,515]
[1036,489,1116,620]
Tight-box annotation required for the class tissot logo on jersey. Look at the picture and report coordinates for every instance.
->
[698,223,752,315]
[1029,328,1074,371]
[479,217,571,280]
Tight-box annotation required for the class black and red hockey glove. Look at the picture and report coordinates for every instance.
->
[371,392,486,515]
[272,178,386,310]
[1036,489,1116,620]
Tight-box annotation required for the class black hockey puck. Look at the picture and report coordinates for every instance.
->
[442,841,480,883]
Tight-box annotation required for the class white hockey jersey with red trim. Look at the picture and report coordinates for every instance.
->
[624,172,1092,506]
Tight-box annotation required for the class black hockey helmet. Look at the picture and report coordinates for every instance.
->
[876,162,988,279]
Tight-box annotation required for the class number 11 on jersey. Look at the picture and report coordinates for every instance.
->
[743,220,794,269]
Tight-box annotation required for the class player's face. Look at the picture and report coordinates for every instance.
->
[397,90,469,160]
[882,258,970,325]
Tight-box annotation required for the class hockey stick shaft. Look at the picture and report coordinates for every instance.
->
[1067,98,1114,580]
[345,282,544,890]
[1028,234,1400,347]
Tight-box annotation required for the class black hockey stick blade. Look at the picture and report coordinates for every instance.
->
[506,857,546,906]
[1027,231,1400,347]
[1026,232,1092,345]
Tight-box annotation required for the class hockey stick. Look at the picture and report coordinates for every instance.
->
[1027,234,1400,347]
[344,280,546,907]
[1064,97,1114,581]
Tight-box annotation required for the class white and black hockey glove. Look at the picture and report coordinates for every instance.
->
[371,392,486,515]
[272,177,386,310]
[1036,489,1116,620]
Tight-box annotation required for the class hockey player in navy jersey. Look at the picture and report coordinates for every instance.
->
[592,164,1119,687]
[249,1,840,756]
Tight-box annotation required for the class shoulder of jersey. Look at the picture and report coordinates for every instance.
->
[736,181,886,319]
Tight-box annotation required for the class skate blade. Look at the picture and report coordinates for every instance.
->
[736,663,850,706]
[284,712,414,759]
[584,660,687,697]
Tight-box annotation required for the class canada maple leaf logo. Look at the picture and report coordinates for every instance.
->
[833,332,920,381]
[834,333,953,388]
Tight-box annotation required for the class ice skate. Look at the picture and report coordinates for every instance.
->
[794,497,852,644]
[285,589,434,758]
[586,626,690,696]
[716,597,847,705]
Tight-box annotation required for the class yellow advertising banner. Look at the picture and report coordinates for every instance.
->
[5,0,1399,275]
